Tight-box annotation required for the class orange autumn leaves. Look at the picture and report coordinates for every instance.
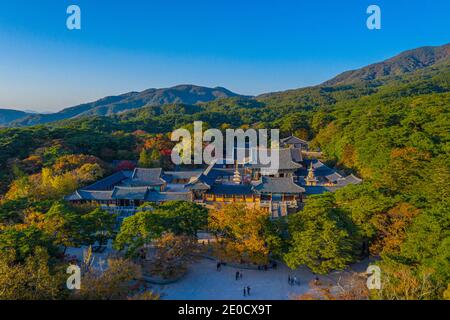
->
[370,203,420,256]
[209,204,271,265]
[5,155,105,202]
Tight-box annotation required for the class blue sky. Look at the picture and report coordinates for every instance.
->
[0,0,449,112]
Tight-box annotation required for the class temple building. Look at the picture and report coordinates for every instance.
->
[280,135,309,150]
[65,136,362,219]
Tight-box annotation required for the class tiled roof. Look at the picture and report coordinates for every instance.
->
[335,174,363,187]
[123,168,166,187]
[65,190,113,201]
[111,187,149,200]
[325,172,344,183]
[280,136,309,146]
[303,175,362,195]
[254,177,305,194]
[185,160,222,190]
[299,160,341,178]
[164,170,203,182]
[246,148,302,170]
[84,170,132,191]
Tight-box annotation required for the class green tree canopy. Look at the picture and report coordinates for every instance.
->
[284,194,356,274]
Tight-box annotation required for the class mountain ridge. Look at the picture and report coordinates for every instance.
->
[2,42,449,127]
[322,43,450,86]
[6,85,248,127]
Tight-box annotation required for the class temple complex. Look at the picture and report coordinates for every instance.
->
[66,137,362,219]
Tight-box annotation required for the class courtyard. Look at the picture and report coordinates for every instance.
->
[151,258,371,300]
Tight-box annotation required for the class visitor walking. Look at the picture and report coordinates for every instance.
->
[235,271,239,280]
[243,287,246,297]
[293,276,298,285]
[247,286,251,296]
[288,275,291,284]
[239,271,243,280]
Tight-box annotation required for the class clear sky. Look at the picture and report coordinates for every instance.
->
[0,0,449,112]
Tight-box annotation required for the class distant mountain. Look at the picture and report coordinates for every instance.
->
[323,43,450,86]
[9,85,247,127]
[0,109,33,126]
[4,43,450,127]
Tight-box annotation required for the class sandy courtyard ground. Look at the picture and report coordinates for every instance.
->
[67,243,372,300]
[151,258,371,300]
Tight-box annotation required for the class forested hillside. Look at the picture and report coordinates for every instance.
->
[2,85,246,127]
[0,44,448,299]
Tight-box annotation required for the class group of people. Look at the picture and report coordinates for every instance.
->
[232,270,251,296]
[288,275,300,286]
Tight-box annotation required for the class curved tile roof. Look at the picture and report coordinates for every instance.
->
[254,177,305,194]
[111,187,149,200]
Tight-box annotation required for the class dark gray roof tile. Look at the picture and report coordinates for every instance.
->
[254,177,305,194]
[112,187,149,200]
[123,168,166,186]
[84,170,132,190]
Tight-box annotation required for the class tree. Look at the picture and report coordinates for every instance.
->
[82,208,117,248]
[373,258,436,300]
[138,149,153,168]
[114,201,207,257]
[113,210,159,257]
[208,204,272,264]
[295,272,369,300]
[284,194,356,274]
[370,202,420,256]
[149,149,162,167]
[334,184,394,256]
[155,201,208,238]
[444,284,450,300]
[0,225,57,262]
[38,201,86,253]
[0,247,66,300]
[73,258,142,300]
[398,202,450,299]
[0,198,29,225]
[115,160,136,172]
[381,147,431,195]
[144,232,196,279]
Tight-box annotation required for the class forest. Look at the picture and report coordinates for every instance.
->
[0,56,448,299]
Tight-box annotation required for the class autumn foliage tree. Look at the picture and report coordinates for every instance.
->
[295,273,369,300]
[0,247,66,300]
[144,232,196,279]
[370,203,420,256]
[72,258,142,300]
[208,204,274,264]
[5,154,105,201]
